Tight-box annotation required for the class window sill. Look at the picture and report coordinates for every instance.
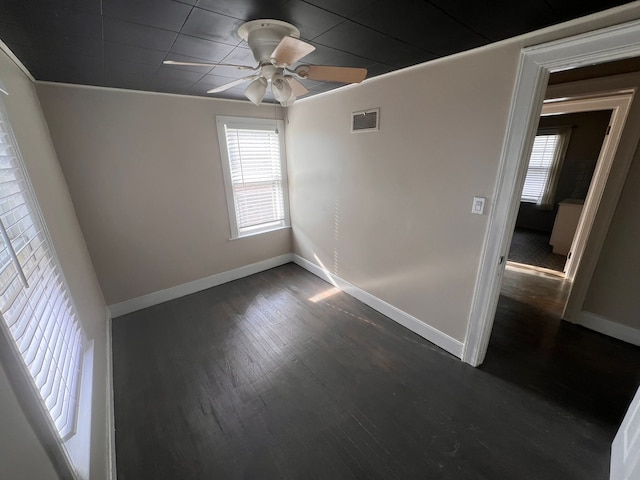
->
[64,340,94,480]
[229,225,291,241]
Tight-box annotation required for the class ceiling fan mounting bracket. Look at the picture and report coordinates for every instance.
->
[238,19,301,63]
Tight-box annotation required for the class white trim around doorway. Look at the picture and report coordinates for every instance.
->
[540,93,633,322]
[463,19,640,367]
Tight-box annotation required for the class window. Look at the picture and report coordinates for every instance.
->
[0,100,85,440]
[217,116,290,238]
[521,128,570,208]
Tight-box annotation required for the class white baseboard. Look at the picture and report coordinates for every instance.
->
[575,311,640,346]
[108,254,294,317]
[109,252,464,358]
[292,255,464,359]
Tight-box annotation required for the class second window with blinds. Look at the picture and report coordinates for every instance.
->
[521,127,570,209]
[217,116,290,238]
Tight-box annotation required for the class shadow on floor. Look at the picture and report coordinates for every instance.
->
[483,292,640,433]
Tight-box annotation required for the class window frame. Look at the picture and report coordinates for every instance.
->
[0,92,92,479]
[216,116,291,239]
[520,127,571,207]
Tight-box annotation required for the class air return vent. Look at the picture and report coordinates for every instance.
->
[352,108,379,133]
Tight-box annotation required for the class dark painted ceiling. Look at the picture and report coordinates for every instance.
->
[0,0,633,103]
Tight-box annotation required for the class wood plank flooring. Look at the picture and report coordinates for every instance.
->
[112,263,640,479]
[487,264,640,434]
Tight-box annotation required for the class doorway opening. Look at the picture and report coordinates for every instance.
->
[495,84,633,362]
[460,20,640,477]
[481,66,640,480]
[507,106,612,279]
[463,20,640,368]
[502,89,632,323]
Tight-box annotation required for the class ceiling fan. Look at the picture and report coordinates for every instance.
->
[163,19,367,106]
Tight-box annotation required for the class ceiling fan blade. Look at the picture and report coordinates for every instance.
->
[286,77,309,97]
[163,60,257,70]
[271,36,315,67]
[296,65,367,83]
[207,75,259,94]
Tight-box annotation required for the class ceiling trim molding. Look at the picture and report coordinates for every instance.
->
[0,39,34,83]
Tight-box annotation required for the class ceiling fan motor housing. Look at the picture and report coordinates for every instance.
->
[238,19,301,63]
[260,64,279,81]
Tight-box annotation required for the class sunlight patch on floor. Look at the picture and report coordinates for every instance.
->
[309,286,341,303]
[506,261,565,279]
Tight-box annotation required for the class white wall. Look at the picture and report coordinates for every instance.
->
[287,5,640,345]
[584,146,640,330]
[0,48,110,478]
[0,363,59,480]
[36,84,292,307]
[287,44,519,342]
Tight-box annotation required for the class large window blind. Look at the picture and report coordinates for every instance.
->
[521,131,566,206]
[0,104,84,440]
[217,117,289,238]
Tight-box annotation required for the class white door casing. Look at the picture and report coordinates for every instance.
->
[463,19,640,367]
[538,93,633,310]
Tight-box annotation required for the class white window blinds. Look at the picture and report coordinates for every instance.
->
[0,106,84,440]
[217,117,290,238]
[522,134,559,203]
[521,130,568,208]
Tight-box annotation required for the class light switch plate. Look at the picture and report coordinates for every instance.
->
[472,196,486,215]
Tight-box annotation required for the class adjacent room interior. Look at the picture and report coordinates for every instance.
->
[0,1,639,479]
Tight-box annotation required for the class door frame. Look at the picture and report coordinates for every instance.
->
[543,94,633,324]
[463,19,640,367]
[540,93,632,289]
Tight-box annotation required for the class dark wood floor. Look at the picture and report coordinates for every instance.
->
[112,263,640,479]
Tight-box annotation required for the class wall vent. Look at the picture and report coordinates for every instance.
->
[352,108,380,133]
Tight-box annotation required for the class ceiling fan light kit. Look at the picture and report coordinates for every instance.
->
[244,77,268,105]
[163,19,368,106]
[271,73,294,105]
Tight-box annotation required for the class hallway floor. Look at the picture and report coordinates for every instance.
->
[508,227,567,273]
